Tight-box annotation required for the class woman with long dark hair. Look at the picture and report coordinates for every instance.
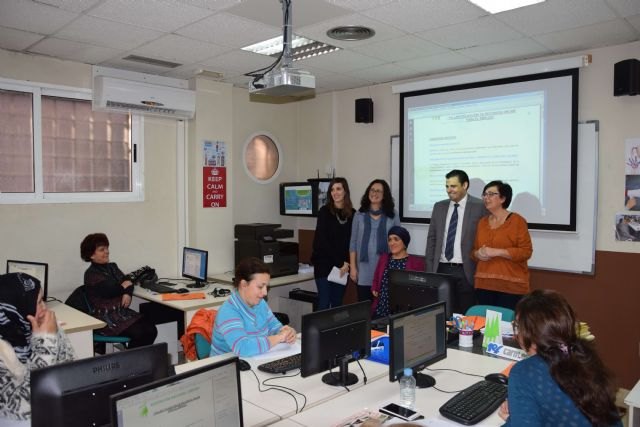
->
[349,179,400,302]
[311,178,355,310]
[500,289,621,426]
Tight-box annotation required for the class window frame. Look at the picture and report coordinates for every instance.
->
[0,77,144,204]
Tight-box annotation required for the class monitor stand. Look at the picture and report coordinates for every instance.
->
[187,280,206,289]
[415,372,436,388]
[321,356,358,387]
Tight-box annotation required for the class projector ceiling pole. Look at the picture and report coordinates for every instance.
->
[281,0,292,69]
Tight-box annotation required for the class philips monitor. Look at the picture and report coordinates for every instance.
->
[389,269,455,318]
[279,182,318,217]
[301,301,371,387]
[6,259,48,300]
[111,356,243,427]
[31,343,171,427]
[182,247,208,288]
[389,301,447,389]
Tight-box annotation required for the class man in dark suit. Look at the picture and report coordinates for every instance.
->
[425,170,487,314]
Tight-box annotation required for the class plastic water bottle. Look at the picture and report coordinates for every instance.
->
[399,368,416,409]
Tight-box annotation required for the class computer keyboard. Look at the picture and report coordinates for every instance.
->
[439,380,507,425]
[140,281,179,294]
[257,353,302,374]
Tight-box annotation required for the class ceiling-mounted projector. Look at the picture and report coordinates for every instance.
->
[249,67,315,96]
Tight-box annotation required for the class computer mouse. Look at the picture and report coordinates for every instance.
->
[238,359,251,371]
[176,288,190,294]
[485,372,509,385]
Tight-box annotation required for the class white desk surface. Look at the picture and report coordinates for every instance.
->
[626,379,640,406]
[48,300,105,333]
[240,351,389,420]
[209,271,314,288]
[132,282,232,312]
[284,349,511,427]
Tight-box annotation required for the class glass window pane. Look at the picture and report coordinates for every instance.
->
[41,96,131,193]
[244,134,279,181]
[0,89,34,192]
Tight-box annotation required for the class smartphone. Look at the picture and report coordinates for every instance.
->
[379,403,420,421]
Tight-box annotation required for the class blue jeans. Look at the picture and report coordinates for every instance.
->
[315,276,346,310]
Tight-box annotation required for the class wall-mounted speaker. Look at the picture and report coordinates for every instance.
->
[355,98,374,123]
[614,59,640,96]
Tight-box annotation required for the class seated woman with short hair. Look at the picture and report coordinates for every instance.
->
[210,257,296,357]
[0,273,75,422]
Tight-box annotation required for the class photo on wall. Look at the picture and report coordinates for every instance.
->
[625,175,640,211]
[308,178,332,210]
[615,213,640,242]
[625,138,640,175]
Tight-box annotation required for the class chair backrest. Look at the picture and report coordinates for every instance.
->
[465,305,515,322]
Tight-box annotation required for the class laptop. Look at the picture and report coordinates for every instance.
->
[110,356,243,427]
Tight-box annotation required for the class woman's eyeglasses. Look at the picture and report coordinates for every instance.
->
[369,188,383,194]
[482,191,500,198]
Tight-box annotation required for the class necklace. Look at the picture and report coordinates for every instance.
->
[336,212,348,225]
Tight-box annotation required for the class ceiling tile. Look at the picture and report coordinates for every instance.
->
[351,35,447,62]
[362,0,486,34]
[87,0,213,32]
[457,38,551,63]
[33,0,102,13]
[416,16,524,49]
[314,72,373,91]
[98,57,183,74]
[176,0,244,12]
[297,49,383,73]
[28,37,122,64]
[161,62,239,80]
[296,13,407,48]
[55,15,163,50]
[325,0,399,12]
[534,19,637,52]
[605,0,640,17]
[395,51,477,74]
[495,0,617,36]
[628,14,640,32]
[344,62,418,83]
[132,34,229,64]
[201,50,275,74]
[176,12,280,47]
[0,27,45,51]
[225,0,352,28]
[0,0,78,34]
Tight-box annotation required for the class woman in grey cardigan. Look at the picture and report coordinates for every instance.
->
[349,179,400,303]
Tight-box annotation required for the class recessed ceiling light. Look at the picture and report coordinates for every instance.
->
[242,35,340,62]
[468,0,545,14]
[326,26,375,41]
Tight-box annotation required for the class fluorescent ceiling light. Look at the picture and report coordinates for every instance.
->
[242,34,340,62]
[468,0,545,14]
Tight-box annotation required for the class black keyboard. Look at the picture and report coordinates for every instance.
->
[439,380,507,425]
[140,281,178,294]
[257,353,302,374]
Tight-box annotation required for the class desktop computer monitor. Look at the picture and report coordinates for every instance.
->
[388,301,447,389]
[31,343,171,427]
[301,301,371,387]
[389,269,455,318]
[6,259,48,300]
[182,247,208,288]
[111,356,243,427]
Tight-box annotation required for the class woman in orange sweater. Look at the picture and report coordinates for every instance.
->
[472,181,532,310]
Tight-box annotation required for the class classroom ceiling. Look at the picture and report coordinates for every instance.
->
[1,0,639,93]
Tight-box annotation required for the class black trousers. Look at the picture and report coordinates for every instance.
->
[475,289,523,311]
[437,263,476,315]
[120,316,158,348]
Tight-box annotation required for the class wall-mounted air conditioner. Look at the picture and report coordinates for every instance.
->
[93,76,196,119]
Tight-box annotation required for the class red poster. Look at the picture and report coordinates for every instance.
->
[203,166,226,208]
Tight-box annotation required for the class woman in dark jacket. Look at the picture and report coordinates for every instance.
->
[311,178,355,310]
[80,233,157,350]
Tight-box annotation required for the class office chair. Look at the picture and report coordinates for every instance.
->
[465,305,515,322]
[93,333,131,354]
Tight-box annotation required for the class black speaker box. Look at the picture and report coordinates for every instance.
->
[614,59,640,96]
[355,98,374,123]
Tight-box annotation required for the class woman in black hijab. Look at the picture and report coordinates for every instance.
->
[0,273,75,422]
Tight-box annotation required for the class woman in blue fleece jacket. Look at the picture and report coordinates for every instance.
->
[500,290,621,427]
[211,257,296,357]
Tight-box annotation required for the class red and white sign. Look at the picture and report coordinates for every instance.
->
[203,166,226,208]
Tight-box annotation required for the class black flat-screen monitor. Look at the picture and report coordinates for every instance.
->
[182,246,208,288]
[111,356,243,427]
[279,182,318,217]
[31,343,170,427]
[389,301,447,388]
[301,301,371,387]
[389,269,455,318]
[6,259,48,300]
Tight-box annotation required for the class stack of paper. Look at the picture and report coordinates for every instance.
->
[578,322,595,341]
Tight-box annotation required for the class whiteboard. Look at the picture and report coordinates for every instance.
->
[391,122,598,274]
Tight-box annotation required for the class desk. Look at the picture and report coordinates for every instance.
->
[281,350,510,426]
[48,301,106,359]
